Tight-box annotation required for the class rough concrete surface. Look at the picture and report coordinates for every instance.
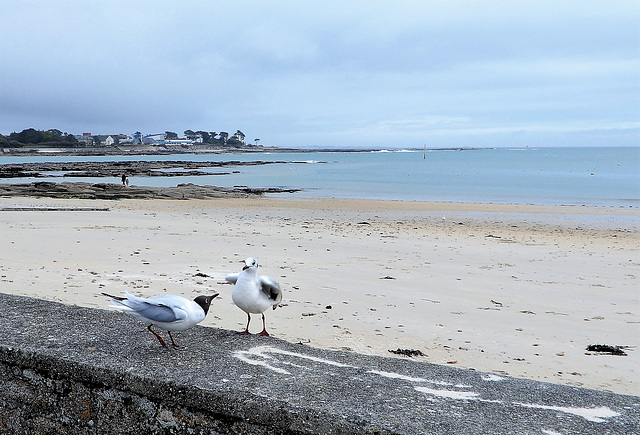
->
[0,292,638,434]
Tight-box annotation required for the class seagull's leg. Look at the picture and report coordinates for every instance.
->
[147,325,167,348]
[168,331,183,349]
[259,313,269,336]
[239,312,251,335]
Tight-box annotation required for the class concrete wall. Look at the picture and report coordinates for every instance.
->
[1,292,638,434]
[1,356,244,434]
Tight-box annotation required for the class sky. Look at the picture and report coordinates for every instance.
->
[1,1,638,149]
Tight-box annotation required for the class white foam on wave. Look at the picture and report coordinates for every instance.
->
[370,149,418,153]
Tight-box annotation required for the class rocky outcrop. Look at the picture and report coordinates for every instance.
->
[0,182,299,200]
[0,160,314,179]
[0,160,307,199]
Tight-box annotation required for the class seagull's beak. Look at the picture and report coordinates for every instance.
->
[242,265,249,271]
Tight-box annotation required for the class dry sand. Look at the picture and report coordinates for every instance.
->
[1,196,638,396]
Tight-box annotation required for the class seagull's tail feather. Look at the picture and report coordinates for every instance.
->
[102,292,135,311]
[101,292,126,301]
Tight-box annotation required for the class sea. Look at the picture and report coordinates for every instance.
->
[1,147,638,208]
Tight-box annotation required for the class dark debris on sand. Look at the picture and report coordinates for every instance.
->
[389,348,425,357]
[586,344,628,356]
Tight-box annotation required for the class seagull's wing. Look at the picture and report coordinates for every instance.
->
[259,276,282,306]
[130,300,184,323]
[124,293,187,323]
[225,273,239,284]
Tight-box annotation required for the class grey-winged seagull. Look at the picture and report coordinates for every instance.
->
[225,257,282,336]
[102,291,218,348]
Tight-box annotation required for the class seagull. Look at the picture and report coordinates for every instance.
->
[226,257,282,336]
[102,291,218,348]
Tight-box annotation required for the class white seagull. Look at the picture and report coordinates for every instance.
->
[226,257,282,336]
[102,291,219,348]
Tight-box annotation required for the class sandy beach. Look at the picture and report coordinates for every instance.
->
[0,195,638,396]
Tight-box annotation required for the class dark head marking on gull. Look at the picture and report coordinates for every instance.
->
[194,294,217,315]
[102,292,219,348]
[227,257,282,336]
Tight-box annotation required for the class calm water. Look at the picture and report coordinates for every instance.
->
[1,147,638,207]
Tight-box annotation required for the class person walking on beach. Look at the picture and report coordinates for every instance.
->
[121,173,129,186]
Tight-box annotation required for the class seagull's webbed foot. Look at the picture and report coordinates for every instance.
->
[259,313,270,336]
[168,331,183,349]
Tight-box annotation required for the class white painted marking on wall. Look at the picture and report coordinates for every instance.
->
[232,345,356,375]
[515,403,621,423]
[414,385,621,423]
[258,346,356,368]
[233,349,290,375]
[232,345,624,424]
[481,374,505,382]
[415,387,480,400]
[367,369,453,386]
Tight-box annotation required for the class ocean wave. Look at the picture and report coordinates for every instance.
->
[370,149,418,153]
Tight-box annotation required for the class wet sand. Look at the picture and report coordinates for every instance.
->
[0,196,638,395]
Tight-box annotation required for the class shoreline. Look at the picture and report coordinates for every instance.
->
[1,195,638,395]
[0,144,492,157]
[2,147,637,210]
[1,179,638,214]
[0,145,379,157]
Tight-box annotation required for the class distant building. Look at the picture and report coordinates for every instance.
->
[71,132,198,147]
[105,134,129,146]
[142,136,159,144]
[163,138,195,145]
[75,133,94,146]
[74,133,130,146]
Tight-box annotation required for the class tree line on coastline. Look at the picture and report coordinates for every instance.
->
[0,128,257,148]
[0,128,78,147]
[179,129,253,146]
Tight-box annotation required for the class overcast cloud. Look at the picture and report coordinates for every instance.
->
[1,1,638,148]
